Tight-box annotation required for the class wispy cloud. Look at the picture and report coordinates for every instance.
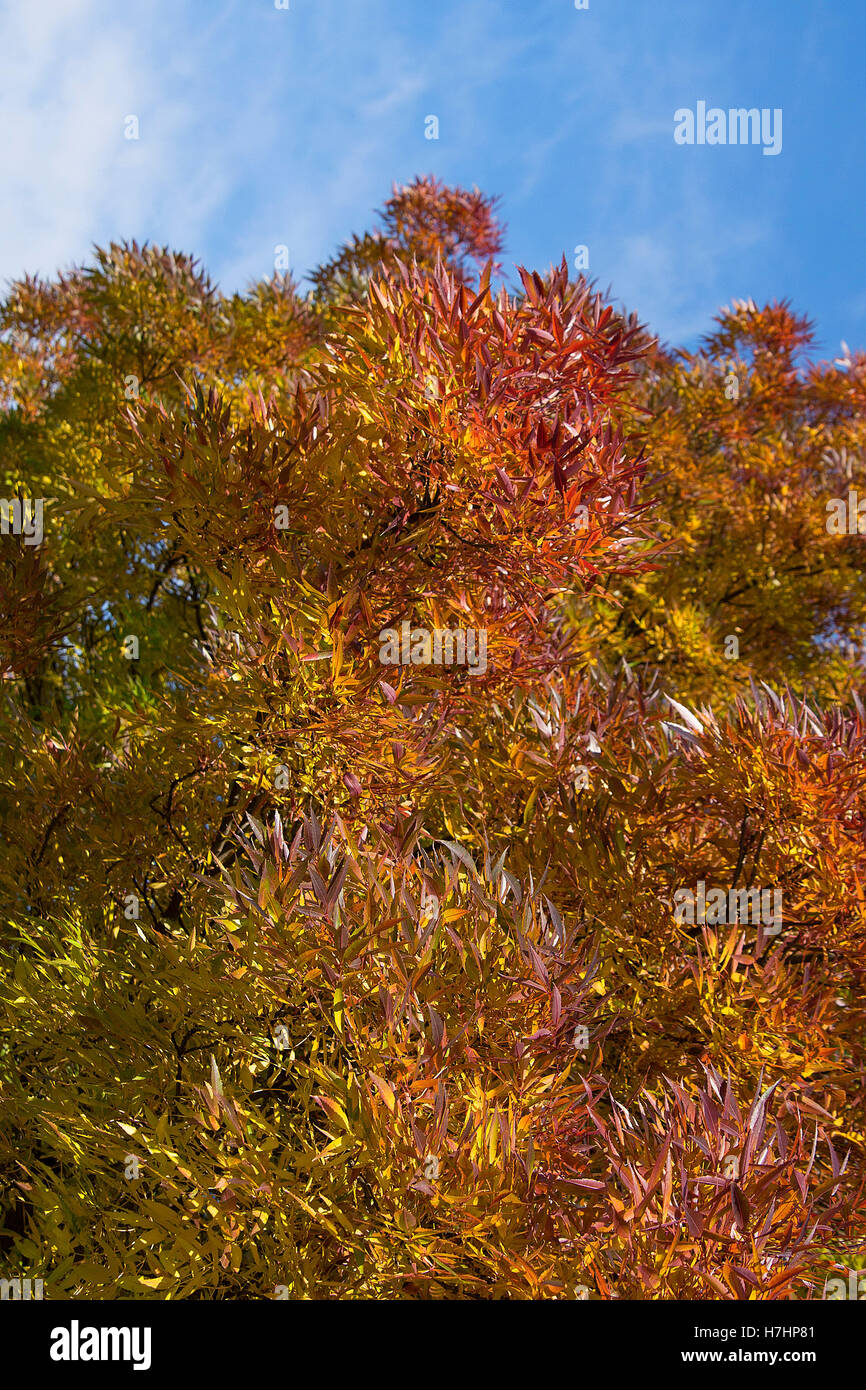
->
[0,0,237,283]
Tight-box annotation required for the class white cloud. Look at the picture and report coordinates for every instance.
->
[0,1,147,280]
[360,74,428,122]
[0,0,249,285]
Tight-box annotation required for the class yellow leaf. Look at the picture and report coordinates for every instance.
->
[369,1073,396,1112]
[521,786,538,826]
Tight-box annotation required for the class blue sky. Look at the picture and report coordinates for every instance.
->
[1,0,862,358]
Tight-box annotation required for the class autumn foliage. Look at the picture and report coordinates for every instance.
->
[0,176,864,1300]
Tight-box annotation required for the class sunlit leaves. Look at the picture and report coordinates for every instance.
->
[0,183,863,1300]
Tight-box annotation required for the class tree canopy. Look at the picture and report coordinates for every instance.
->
[1,176,864,1300]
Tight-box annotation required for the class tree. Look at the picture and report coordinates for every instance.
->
[0,180,863,1300]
